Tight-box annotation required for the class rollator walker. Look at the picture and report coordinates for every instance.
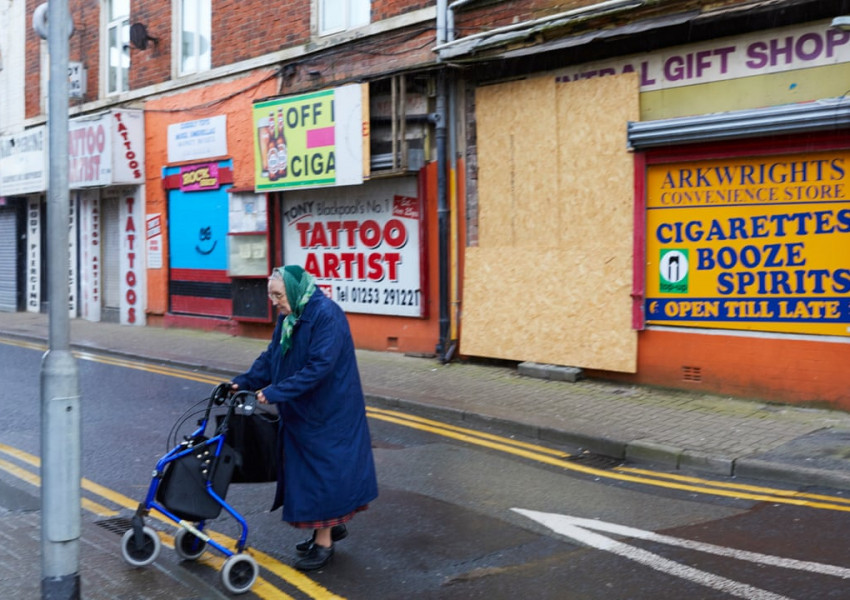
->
[120,383,261,595]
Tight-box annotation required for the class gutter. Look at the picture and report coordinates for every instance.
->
[436,0,646,60]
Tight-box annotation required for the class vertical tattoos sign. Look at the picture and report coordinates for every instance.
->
[117,189,145,326]
[283,179,425,317]
[645,149,850,336]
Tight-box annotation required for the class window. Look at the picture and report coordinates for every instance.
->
[319,0,370,36]
[180,0,211,75]
[107,0,130,94]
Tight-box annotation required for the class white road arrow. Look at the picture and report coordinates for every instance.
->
[512,508,850,600]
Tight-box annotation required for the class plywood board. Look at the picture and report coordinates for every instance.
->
[463,73,639,373]
[476,78,559,247]
[461,246,636,370]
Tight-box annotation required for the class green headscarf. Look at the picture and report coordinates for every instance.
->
[277,265,316,357]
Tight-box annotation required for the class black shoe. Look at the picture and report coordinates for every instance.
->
[295,543,334,571]
[295,524,348,553]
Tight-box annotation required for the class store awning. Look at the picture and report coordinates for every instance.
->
[627,98,850,150]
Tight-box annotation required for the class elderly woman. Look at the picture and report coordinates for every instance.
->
[231,265,378,571]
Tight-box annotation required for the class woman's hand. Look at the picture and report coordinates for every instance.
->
[257,388,268,404]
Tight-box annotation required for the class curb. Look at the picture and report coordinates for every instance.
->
[366,393,850,492]
[733,458,850,492]
[5,328,847,493]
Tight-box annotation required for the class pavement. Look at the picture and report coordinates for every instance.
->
[3,310,850,598]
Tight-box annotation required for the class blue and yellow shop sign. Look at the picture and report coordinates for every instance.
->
[645,150,850,336]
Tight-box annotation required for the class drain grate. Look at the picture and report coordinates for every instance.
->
[95,517,133,536]
[565,452,623,470]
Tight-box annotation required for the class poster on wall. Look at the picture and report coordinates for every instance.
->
[167,115,228,164]
[252,84,367,192]
[645,149,850,337]
[283,178,425,317]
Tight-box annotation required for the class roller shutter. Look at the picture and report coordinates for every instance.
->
[0,210,17,311]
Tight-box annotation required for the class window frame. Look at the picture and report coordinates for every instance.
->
[176,0,212,77]
[104,0,130,96]
[318,0,370,37]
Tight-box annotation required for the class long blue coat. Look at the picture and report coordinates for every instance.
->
[232,289,378,523]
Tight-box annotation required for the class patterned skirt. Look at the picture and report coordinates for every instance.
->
[288,504,369,530]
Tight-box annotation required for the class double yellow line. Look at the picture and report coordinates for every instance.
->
[16,332,850,513]
[8,334,850,598]
[0,441,343,600]
[0,339,342,599]
[366,406,850,513]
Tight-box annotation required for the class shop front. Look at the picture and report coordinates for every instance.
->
[628,125,850,406]
[144,74,443,353]
[252,84,439,353]
[159,113,274,326]
[72,109,147,325]
[621,22,850,405]
[0,126,47,314]
[457,17,850,403]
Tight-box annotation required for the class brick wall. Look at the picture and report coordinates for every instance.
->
[128,1,171,89]
[24,0,436,118]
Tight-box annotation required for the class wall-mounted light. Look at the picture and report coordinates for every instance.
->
[129,23,158,50]
[831,16,850,31]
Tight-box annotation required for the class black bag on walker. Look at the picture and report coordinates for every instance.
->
[216,410,279,483]
[156,440,239,521]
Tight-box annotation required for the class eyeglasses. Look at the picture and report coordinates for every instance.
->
[268,292,285,301]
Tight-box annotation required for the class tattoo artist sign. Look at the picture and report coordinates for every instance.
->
[283,183,424,317]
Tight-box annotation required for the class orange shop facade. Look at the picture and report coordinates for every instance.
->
[619,20,850,406]
[627,132,850,407]
[608,21,850,410]
[460,19,850,407]
[560,21,850,410]
[143,75,445,354]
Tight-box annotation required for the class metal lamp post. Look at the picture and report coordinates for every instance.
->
[35,1,82,598]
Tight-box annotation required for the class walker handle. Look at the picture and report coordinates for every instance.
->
[232,390,258,414]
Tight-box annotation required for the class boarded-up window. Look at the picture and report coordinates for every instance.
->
[461,73,639,372]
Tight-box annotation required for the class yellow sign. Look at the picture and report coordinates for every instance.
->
[252,85,365,191]
[645,150,850,336]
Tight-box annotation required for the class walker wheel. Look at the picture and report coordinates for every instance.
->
[174,527,207,561]
[120,525,161,567]
[220,552,259,595]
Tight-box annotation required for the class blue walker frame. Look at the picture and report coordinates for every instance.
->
[130,383,257,558]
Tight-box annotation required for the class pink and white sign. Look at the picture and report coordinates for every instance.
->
[283,177,425,317]
[69,109,145,188]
